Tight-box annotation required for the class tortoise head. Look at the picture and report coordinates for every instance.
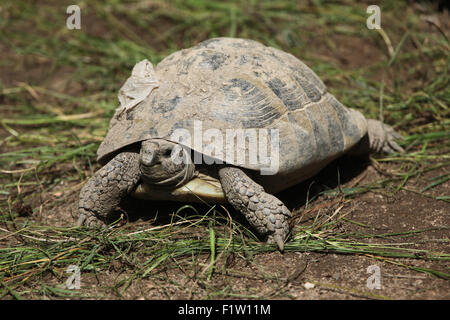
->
[139,139,195,187]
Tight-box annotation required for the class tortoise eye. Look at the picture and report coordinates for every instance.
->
[162,148,172,157]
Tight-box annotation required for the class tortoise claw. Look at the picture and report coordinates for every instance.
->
[269,233,286,252]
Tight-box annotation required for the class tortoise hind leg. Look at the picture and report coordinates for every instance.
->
[350,119,404,156]
[77,152,141,227]
[218,167,292,251]
[366,119,404,154]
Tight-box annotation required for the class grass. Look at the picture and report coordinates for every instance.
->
[0,0,449,299]
[1,207,448,299]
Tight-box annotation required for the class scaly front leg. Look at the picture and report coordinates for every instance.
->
[218,167,292,251]
[77,152,141,227]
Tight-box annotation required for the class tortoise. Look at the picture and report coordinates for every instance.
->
[77,37,404,251]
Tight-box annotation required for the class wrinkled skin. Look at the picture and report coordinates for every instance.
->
[139,140,191,186]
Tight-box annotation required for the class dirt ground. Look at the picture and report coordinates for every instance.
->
[0,1,449,300]
[22,155,447,300]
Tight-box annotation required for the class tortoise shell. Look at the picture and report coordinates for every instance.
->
[97,37,367,193]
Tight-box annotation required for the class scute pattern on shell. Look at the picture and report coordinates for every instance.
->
[97,38,367,192]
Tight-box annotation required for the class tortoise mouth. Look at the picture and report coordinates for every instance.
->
[140,162,162,176]
[132,176,226,203]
